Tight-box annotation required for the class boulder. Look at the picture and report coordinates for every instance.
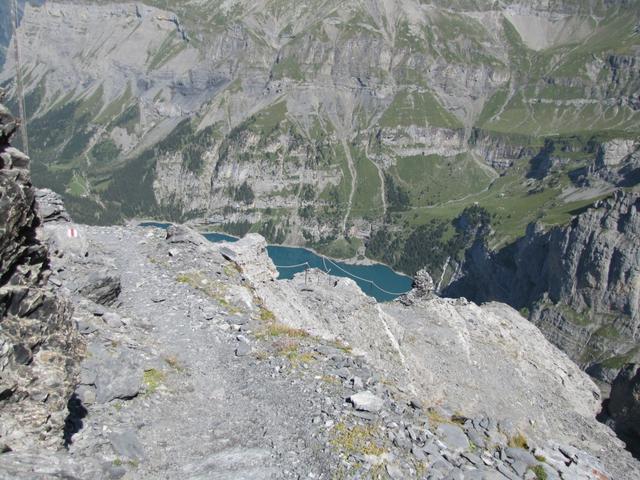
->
[166,224,206,246]
[349,391,384,412]
[436,424,470,453]
[77,271,122,306]
[42,222,89,258]
[218,234,278,283]
[81,343,141,403]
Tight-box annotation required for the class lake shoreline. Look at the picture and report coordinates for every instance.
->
[132,218,413,282]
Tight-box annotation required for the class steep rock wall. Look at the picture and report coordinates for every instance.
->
[0,92,81,451]
[445,190,640,379]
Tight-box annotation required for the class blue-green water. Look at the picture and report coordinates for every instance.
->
[140,223,412,302]
[265,245,412,302]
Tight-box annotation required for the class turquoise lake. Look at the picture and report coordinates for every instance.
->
[140,222,413,302]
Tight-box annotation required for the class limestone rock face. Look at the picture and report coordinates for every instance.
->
[446,191,640,378]
[0,93,81,451]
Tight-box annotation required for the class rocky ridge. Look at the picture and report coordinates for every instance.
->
[0,90,80,452]
[3,213,638,479]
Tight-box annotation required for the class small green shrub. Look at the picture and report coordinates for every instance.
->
[259,307,276,322]
[530,465,548,480]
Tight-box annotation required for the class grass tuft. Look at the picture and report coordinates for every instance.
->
[143,368,166,394]
[508,432,529,449]
[331,422,386,457]
[530,465,548,480]
[259,307,276,322]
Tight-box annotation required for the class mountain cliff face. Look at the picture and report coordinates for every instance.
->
[0,0,638,261]
[445,190,640,384]
[1,94,639,477]
[0,90,81,452]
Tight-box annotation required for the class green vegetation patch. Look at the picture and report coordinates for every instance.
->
[147,31,187,71]
[350,146,383,220]
[315,237,361,259]
[600,348,639,370]
[143,368,166,394]
[379,90,462,129]
[272,56,304,81]
[90,139,120,164]
[394,153,492,207]
[331,422,386,457]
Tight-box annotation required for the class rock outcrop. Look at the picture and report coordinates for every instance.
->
[35,188,71,224]
[0,92,81,451]
[445,190,640,380]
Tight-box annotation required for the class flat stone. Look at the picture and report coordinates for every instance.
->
[460,469,484,480]
[86,346,142,403]
[386,463,404,479]
[412,445,426,461]
[443,469,463,480]
[467,429,487,449]
[512,460,528,476]
[110,430,145,461]
[227,315,249,326]
[436,424,470,453]
[462,452,483,467]
[497,463,521,480]
[351,410,376,421]
[349,391,384,413]
[393,432,411,449]
[481,470,512,480]
[235,342,251,357]
[505,447,537,467]
[423,440,441,455]
[103,312,123,328]
[76,320,98,335]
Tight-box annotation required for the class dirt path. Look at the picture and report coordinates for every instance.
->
[62,226,355,479]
